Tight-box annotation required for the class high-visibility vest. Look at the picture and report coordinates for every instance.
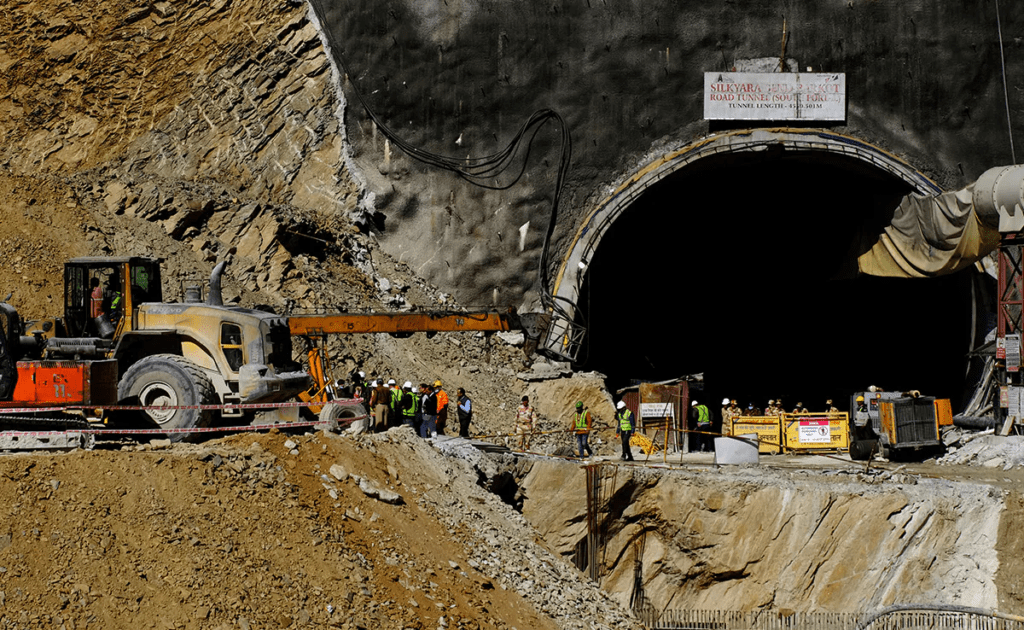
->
[390,387,403,410]
[695,405,711,426]
[402,391,417,418]
[618,409,634,432]
[573,411,590,432]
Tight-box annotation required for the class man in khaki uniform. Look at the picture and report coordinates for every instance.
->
[720,398,732,437]
[514,395,537,451]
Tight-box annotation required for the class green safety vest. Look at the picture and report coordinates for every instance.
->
[574,411,590,432]
[402,391,417,418]
[390,387,402,410]
[695,405,711,426]
[618,409,634,432]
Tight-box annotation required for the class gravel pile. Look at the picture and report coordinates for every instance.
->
[936,433,1024,469]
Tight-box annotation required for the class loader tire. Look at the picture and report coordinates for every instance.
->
[319,401,369,433]
[848,439,877,461]
[118,354,216,442]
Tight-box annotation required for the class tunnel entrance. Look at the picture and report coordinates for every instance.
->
[575,146,985,412]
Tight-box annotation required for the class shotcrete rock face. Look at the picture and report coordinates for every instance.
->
[313,0,1015,404]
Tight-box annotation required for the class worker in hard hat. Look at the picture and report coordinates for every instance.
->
[720,398,733,438]
[853,395,870,429]
[571,401,594,459]
[792,401,808,414]
[723,399,741,436]
[400,381,417,428]
[388,378,402,427]
[691,400,712,452]
[765,399,777,416]
[434,380,449,435]
[615,401,635,461]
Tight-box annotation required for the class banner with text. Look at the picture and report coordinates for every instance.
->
[704,73,846,121]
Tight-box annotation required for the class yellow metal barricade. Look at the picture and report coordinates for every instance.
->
[730,416,782,454]
[781,413,849,453]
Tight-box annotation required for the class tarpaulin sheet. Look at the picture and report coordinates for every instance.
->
[857,185,1001,278]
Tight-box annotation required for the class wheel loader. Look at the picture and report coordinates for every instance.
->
[0,256,539,441]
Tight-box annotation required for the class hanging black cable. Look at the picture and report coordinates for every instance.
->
[307,0,578,325]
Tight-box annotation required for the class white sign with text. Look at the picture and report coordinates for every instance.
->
[704,72,846,121]
[640,402,675,418]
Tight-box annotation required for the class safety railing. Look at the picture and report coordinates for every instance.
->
[635,607,1024,630]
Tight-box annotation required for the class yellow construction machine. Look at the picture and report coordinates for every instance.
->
[0,257,542,440]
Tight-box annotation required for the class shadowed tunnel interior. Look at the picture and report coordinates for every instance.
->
[576,148,986,412]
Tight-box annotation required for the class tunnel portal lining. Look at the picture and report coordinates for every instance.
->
[543,128,942,358]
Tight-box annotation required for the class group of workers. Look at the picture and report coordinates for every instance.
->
[340,372,473,438]
[513,397,637,462]
[718,398,840,432]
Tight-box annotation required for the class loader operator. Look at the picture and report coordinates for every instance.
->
[89,277,103,318]
[102,275,123,327]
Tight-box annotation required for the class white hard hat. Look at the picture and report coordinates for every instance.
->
[403,381,412,389]
[359,371,366,378]
[691,400,698,407]
[387,379,396,385]
[617,401,626,410]
[721,397,729,405]
[372,380,379,387]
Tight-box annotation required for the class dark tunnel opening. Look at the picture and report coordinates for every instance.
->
[576,148,989,413]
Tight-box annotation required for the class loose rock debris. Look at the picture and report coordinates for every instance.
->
[0,428,642,630]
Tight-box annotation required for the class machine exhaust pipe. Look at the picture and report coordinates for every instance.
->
[208,261,226,306]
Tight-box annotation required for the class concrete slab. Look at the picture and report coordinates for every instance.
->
[714,434,759,465]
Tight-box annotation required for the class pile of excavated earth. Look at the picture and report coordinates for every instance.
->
[0,428,642,630]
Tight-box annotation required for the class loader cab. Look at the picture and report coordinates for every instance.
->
[64,257,162,338]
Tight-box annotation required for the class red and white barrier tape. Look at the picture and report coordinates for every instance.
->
[0,399,365,414]
[0,413,370,438]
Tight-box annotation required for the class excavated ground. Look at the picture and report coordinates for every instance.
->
[517,455,1024,617]
[0,429,641,630]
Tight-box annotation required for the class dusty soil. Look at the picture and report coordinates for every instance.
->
[0,175,93,318]
[0,429,637,630]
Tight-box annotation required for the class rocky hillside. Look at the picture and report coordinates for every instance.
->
[0,0,612,449]
[0,0,361,317]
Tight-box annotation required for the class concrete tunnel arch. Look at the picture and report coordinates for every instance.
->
[550,128,941,327]
[541,127,983,408]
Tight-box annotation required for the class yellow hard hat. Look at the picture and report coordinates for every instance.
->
[856,395,865,402]
[434,380,443,387]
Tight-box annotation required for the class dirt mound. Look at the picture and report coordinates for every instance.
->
[0,430,640,629]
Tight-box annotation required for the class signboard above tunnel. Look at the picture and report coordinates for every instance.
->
[704,73,846,121]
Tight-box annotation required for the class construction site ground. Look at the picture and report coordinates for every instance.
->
[0,426,1021,629]
[2,0,1023,626]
